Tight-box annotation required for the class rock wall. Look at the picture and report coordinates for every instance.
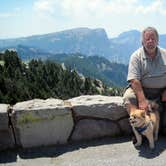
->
[0,104,15,150]
[0,95,134,151]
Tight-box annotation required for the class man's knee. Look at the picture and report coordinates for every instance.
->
[123,87,138,113]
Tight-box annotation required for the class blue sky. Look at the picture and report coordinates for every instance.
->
[0,0,166,39]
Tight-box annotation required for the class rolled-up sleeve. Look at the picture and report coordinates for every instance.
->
[127,52,141,82]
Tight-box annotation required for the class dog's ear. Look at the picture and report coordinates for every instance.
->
[149,101,159,111]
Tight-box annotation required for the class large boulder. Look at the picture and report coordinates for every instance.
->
[71,119,121,141]
[69,95,128,120]
[69,95,131,141]
[11,98,74,148]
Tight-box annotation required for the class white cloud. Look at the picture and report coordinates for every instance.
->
[0,12,13,18]
[29,0,166,37]
[32,0,138,23]
[0,8,20,18]
[1,0,166,39]
[33,0,62,14]
[33,0,166,17]
[0,0,155,39]
[136,0,166,15]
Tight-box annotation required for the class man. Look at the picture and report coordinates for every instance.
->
[123,27,166,114]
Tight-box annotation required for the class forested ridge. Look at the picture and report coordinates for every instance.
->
[49,53,128,86]
[0,50,123,104]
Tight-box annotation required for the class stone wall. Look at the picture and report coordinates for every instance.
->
[0,95,133,151]
[0,104,15,150]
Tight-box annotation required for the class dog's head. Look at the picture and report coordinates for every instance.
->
[129,109,146,127]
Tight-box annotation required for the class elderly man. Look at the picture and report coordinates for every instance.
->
[123,27,166,115]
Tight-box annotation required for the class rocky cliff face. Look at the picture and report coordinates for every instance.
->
[0,28,111,59]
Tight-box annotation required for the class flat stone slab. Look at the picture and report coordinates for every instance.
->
[69,95,128,120]
[12,98,74,148]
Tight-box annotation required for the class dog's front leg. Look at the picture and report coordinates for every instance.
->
[132,127,142,147]
[154,122,159,141]
[146,131,155,149]
[154,115,160,141]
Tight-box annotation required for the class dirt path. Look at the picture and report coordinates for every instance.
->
[1,136,166,166]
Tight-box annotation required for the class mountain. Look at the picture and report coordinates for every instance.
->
[0,28,111,59]
[0,28,166,64]
[109,30,141,64]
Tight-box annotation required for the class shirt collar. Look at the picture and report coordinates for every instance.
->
[142,47,160,60]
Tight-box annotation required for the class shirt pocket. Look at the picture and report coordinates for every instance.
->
[141,59,151,76]
[160,55,166,73]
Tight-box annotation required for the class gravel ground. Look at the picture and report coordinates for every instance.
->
[1,136,166,166]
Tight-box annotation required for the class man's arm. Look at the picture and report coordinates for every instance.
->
[130,79,149,110]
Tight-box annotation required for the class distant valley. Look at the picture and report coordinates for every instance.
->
[48,53,128,86]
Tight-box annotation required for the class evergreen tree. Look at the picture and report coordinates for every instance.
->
[0,50,122,104]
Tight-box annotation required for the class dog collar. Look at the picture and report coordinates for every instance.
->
[134,121,152,133]
[135,126,148,133]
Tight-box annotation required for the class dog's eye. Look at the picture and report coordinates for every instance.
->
[129,116,136,119]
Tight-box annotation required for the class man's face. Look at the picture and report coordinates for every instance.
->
[142,30,158,54]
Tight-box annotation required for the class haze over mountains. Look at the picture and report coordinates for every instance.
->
[1,27,166,64]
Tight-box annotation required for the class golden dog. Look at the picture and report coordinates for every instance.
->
[129,101,160,149]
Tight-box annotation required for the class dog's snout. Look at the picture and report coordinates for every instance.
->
[129,117,132,121]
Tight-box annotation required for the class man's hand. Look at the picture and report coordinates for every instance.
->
[130,79,148,110]
[138,99,149,111]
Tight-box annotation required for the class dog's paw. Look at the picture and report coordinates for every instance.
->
[149,143,155,149]
[132,136,137,144]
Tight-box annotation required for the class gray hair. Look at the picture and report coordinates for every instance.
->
[141,26,159,44]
